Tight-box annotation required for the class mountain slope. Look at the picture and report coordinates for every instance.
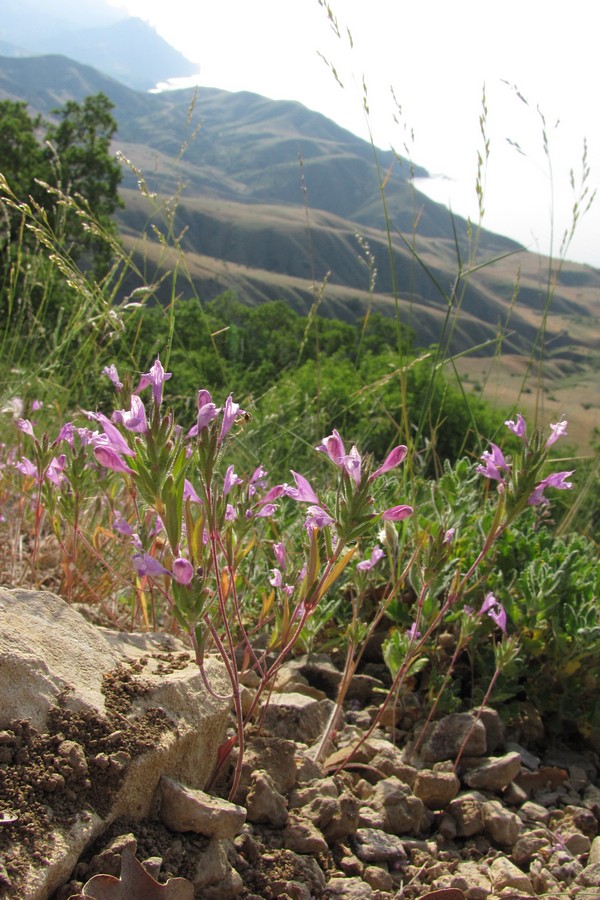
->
[1,53,599,361]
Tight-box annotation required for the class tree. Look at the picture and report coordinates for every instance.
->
[0,92,122,272]
[44,93,123,269]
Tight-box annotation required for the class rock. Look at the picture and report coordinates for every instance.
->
[363,864,394,891]
[366,776,425,835]
[245,769,288,827]
[413,767,461,809]
[283,813,329,854]
[511,829,551,865]
[323,875,374,897]
[321,789,361,842]
[563,831,591,855]
[489,856,535,894]
[159,776,246,838]
[352,827,408,864]
[421,713,487,762]
[573,861,600,891]
[482,799,521,847]
[462,751,522,791]
[289,776,339,808]
[0,587,229,900]
[450,860,493,899]
[232,735,297,800]
[261,691,337,744]
[446,792,486,837]
[588,834,600,865]
[473,706,504,752]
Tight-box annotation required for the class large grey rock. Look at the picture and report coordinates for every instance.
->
[0,588,229,900]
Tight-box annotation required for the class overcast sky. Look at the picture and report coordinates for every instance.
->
[106,0,599,268]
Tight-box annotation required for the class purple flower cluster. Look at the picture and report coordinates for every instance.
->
[477,415,574,506]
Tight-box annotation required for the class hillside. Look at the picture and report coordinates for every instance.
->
[1,53,599,367]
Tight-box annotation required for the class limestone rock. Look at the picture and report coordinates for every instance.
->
[261,691,338,744]
[462,751,522,792]
[482,799,521,847]
[413,767,461,809]
[489,856,535,894]
[366,776,425,835]
[351,827,408,864]
[245,769,288,827]
[159,776,246,838]
[0,587,229,900]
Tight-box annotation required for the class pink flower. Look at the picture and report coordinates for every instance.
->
[112,395,148,433]
[102,364,123,391]
[381,505,413,521]
[305,506,335,530]
[18,418,35,438]
[505,414,527,439]
[545,418,568,448]
[46,454,66,486]
[172,557,194,585]
[480,592,507,633]
[183,479,203,503]
[407,622,421,641]
[273,541,286,569]
[357,546,385,571]
[188,389,220,437]
[284,471,320,504]
[220,394,245,442]
[136,356,172,408]
[341,446,362,485]
[443,528,455,544]
[15,456,37,477]
[528,470,574,506]
[269,568,283,588]
[132,553,170,578]
[254,503,278,518]
[476,443,510,484]
[371,445,408,480]
[93,445,135,474]
[224,464,243,496]
[225,503,237,521]
[87,412,135,457]
[316,429,345,465]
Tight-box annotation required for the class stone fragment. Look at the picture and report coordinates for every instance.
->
[245,769,288,827]
[482,799,521,847]
[588,834,600,865]
[421,713,487,762]
[323,876,374,897]
[573,861,600,891]
[413,767,460,809]
[446,792,485,837]
[159,776,246,838]
[450,860,493,899]
[511,829,551,865]
[289,776,338,808]
[367,776,425,835]
[352,827,408,864]
[462,751,522,791]
[233,735,297,800]
[193,840,242,896]
[518,801,551,825]
[321,789,361,842]
[563,831,591,856]
[363,864,393,891]
[473,706,504,752]
[283,814,329,854]
[489,856,535,894]
[261,691,337,744]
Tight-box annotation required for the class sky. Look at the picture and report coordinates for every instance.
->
[106,0,599,268]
